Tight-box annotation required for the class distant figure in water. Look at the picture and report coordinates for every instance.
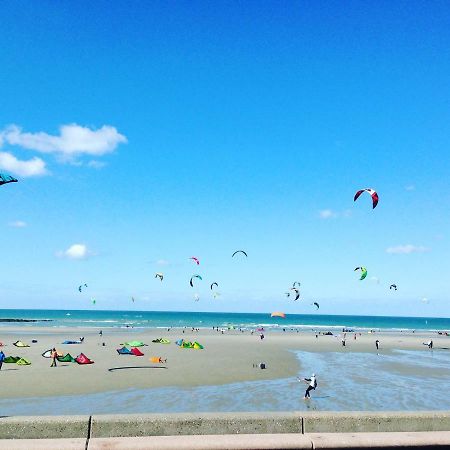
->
[375,339,380,350]
[300,374,317,399]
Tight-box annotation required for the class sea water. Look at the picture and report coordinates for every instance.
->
[1,349,449,415]
[1,309,449,331]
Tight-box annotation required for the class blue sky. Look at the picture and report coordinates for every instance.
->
[0,1,449,316]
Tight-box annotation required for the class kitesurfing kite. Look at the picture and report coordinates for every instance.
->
[78,283,88,292]
[354,188,379,209]
[354,267,368,280]
[312,302,320,310]
[131,296,135,302]
[421,297,430,304]
[292,281,301,288]
[155,272,164,281]
[290,287,300,301]
[0,173,18,186]
[190,257,200,265]
[389,284,397,291]
[212,292,221,299]
[210,282,218,290]
[271,311,286,318]
[91,298,96,305]
[232,250,248,258]
[190,274,202,287]
[194,293,200,302]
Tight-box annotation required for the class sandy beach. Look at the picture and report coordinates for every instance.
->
[0,326,447,400]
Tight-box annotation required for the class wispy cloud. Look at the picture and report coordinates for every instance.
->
[386,244,430,254]
[405,185,415,191]
[319,209,337,219]
[155,259,170,266]
[318,209,351,219]
[87,160,107,169]
[0,151,48,177]
[56,243,94,260]
[8,220,27,228]
[1,124,127,158]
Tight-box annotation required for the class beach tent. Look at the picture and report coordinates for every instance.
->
[75,353,94,364]
[131,347,144,356]
[193,342,204,350]
[16,358,31,365]
[175,339,184,346]
[57,353,76,363]
[117,346,133,355]
[13,340,30,347]
[122,341,146,347]
[4,356,20,363]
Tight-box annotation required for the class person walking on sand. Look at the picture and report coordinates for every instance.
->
[50,348,58,367]
[0,350,5,371]
[375,339,380,350]
[299,374,317,399]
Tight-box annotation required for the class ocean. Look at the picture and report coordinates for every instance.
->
[1,309,449,331]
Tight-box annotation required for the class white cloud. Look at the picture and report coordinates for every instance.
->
[57,243,93,260]
[1,124,127,157]
[386,244,430,254]
[8,220,27,228]
[319,209,337,219]
[405,185,415,191]
[0,151,48,177]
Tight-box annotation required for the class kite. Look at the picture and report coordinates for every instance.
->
[271,311,286,318]
[190,274,202,287]
[290,287,300,301]
[212,292,221,299]
[354,267,368,280]
[232,250,248,258]
[421,297,429,304]
[91,298,96,305]
[0,173,18,186]
[210,282,218,290]
[78,283,88,292]
[354,188,379,209]
[292,281,301,288]
[194,293,200,302]
[389,284,397,291]
[155,273,164,281]
[312,302,320,310]
[131,297,135,302]
[190,257,200,265]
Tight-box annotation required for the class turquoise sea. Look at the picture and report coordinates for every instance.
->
[0,309,449,331]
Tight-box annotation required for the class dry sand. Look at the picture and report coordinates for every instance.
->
[0,327,446,399]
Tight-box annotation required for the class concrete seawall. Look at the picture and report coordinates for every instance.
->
[1,411,450,439]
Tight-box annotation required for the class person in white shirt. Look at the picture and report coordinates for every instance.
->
[299,373,317,399]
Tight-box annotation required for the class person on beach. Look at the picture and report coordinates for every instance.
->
[375,339,380,350]
[428,340,433,349]
[299,374,317,399]
[0,350,5,371]
[50,348,58,367]
[99,330,102,337]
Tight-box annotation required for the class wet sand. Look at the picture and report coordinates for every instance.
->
[0,326,446,399]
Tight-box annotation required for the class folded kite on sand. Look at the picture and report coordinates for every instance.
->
[13,340,30,347]
[75,353,94,364]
